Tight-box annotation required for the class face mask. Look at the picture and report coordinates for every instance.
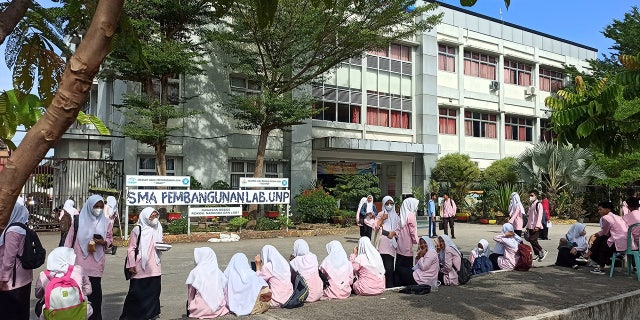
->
[92,208,103,217]
[149,218,159,227]
[529,197,535,202]
[477,248,484,254]
[385,204,394,211]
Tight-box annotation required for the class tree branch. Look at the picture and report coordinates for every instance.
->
[0,0,32,45]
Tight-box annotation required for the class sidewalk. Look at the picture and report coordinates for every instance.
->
[30,222,640,319]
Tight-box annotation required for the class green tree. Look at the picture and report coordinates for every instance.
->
[331,174,381,210]
[592,151,640,189]
[516,141,605,215]
[481,157,518,185]
[431,153,481,204]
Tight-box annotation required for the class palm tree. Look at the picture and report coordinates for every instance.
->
[517,141,606,215]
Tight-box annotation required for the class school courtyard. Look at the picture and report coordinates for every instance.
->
[31,222,640,320]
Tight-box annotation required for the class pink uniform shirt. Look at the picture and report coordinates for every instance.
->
[187,284,229,318]
[623,210,640,250]
[526,201,544,230]
[349,254,384,296]
[256,263,293,308]
[440,247,461,286]
[509,206,524,231]
[493,234,518,271]
[319,263,352,300]
[596,212,629,251]
[394,214,418,257]
[125,231,162,279]
[413,250,439,285]
[0,232,32,290]
[442,199,457,218]
[64,223,112,278]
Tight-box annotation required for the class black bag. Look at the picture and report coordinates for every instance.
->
[3,222,46,286]
[438,220,444,230]
[282,272,309,309]
[399,284,431,295]
[453,253,472,285]
[124,226,141,280]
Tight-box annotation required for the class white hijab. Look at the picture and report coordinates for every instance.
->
[365,195,374,213]
[413,236,436,271]
[566,222,588,251]
[356,237,385,278]
[471,239,491,259]
[260,245,291,281]
[137,207,163,270]
[400,197,419,227]
[77,195,108,262]
[356,197,367,223]
[320,240,353,288]
[224,253,268,316]
[0,202,29,246]
[16,196,24,206]
[438,234,461,262]
[290,239,319,276]
[106,196,118,220]
[46,247,76,277]
[494,223,521,254]
[186,247,226,312]
[508,192,525,217]
[381,196,399,230]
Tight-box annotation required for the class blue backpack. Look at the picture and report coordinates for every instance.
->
[471,255,493,275]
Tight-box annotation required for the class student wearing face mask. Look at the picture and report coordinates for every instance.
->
[525,190,548,262]
[64,195,110,320]
[120,207,164,320]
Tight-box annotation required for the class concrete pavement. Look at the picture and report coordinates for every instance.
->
[28,222,640,319]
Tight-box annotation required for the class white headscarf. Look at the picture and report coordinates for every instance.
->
[186,247,226,312]
[413,236,436,271]
[494,223,521,254]
[224,253,268,316]
[356,197,367,224]
[381,196,399,230]
[16,196,24,206]
[400,197,419,227]
[0,202,29,246]
[508,192,525,217]
[137,207,163,271]
[76,195,108,262]
[290,239,319,276]
[106,196,118,220]
[46,247,76,277]
[438,234,461,262]
[356,237,385,278]
[365,195,374,213]
[566,222,588,251]
[320,241,352,288]
[260,245,291,281]
[471,239,491,259]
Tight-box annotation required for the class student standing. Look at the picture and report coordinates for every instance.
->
[359,195,377,239]
[490,223,521,271]
[59,199,77,247]
[255,245,293,308]
[65,195,110,320]
[105,196,119,255]
[428,193,438,238]
[225,253,271,316]
[508,192,525,237]
[375,195,398,288]
[555,223,588,269]
[584,201,629,274]
[319,241,353,300]
[526,190,548,262]
[437,235,462,286]
[441,193,457,239]
[186,247,229,319]
[289,239,323,302]
[540,194,551,240]
[387,197,419,286]
[350,237,385,296]
[355,197,367,237]
[0,202,33,319]
[120,207,163,320]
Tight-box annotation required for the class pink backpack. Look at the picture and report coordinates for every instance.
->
[43,265,87,320]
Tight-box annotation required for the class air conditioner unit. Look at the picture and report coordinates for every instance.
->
[489,81,500,91]
[525,86,536,96]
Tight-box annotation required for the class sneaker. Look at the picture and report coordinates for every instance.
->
[575,256,588,263]
[591,267,606,275]
[537,250,548,262]
[572,264,580,270]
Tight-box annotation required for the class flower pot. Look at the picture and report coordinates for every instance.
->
[455,213,470,222]
[242,211,249,218]
[167,213,181,221]
[266,211,279,218]
[479,218,489,224]
[488,219,497,225]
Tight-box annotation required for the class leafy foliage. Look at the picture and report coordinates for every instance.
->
[34,173,53,189]
[228,216,249,231]
[256,217,281,230]
[330,174,381,210]
[431,153,481,204]
[166,217,188,234]
[482,157,519,185]
[224,92,317,132]
[592,151,640,189]
[293,185,338,223]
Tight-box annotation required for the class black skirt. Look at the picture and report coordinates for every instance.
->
[555,247,582,268]
[120,276,161,320]
[0,282,31,320]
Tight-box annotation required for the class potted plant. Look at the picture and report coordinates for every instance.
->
[167,212,182,221]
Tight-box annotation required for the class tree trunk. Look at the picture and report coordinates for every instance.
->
[248,126,271,217]
[155,142,167,176]
[0,0,124,231]
[0,0,31,45]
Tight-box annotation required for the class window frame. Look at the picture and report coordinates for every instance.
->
[539,68,563,92]
[463,50,497,80]
[504,59,533,86]
[504,116,533,142]
[438,44,456,73]
[464,111,497,138]
[438,108,457,135]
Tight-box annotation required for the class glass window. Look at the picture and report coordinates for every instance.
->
[230,161,278,189]
[138,157,175,176]
[504,59,533,86]
[438,108,457,135]
[438,44,456,72]
[504,116,533,141]
[539,67,563,92]
[463,51,497,80]
[229,75,261,96]
[464,111,497,138]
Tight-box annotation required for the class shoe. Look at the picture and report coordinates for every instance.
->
[537,250,548,262]
[452,236,456,239]
[111,246,117,255]
[572,264,580,270]
[575,257,588,263]
[591,267,606,275]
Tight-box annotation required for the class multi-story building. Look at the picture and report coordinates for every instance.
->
[54,1,597,204]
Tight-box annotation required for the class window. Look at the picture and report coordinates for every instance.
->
[141,76,180,105]
[438,108,457,134]
[312,80,362,124]
[366,107,410,129]
[504,116,533,141]
[540,119,555,142]
[138,157,175,176]
[464,111,497,138]
[369,44,411,62]
[229,76,261,96]
[230,161,278,189]
[504,60,532,86]
[463,51,497,80]
[438,44,456,72]
[539,68,563,92]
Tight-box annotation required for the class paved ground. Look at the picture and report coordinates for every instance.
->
[28,222,640,319]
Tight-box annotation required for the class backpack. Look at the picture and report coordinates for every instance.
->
[43,265,87,320]
[514,242,533,271]
[471,255,493,275]
[453,253,472,285]
[282,272,309,309]
[2,222,46,285]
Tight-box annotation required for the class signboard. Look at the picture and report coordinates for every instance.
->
[189,206,242,217]
[126,189,291,206]
[239,177,289,188]
[317,162,377,175]
[126,175,191,187]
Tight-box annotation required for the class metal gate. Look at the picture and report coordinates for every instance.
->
[22,158,125,231]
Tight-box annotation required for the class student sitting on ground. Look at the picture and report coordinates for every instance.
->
[290,239,323,303]
[406,236,440,287]
[186,247,229,319]
[350,237,385,296]
[437,235,462,286]
[555,223,588,270]
[469,239,493,274]
[255,245,293,308]
[319,241,353,300]
[225,253,271,316]
[583,201,628,275]
[490,223,521,271]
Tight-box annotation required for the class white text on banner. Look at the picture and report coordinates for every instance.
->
[126,189,290,206]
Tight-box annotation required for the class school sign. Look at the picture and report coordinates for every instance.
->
[126,189,291,206]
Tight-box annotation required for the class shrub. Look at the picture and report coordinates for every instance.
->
[257,217,280,231]
[294,185,338,223]
[228,216,249,231]
[166,218,188,234]
[277,214,294,229]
